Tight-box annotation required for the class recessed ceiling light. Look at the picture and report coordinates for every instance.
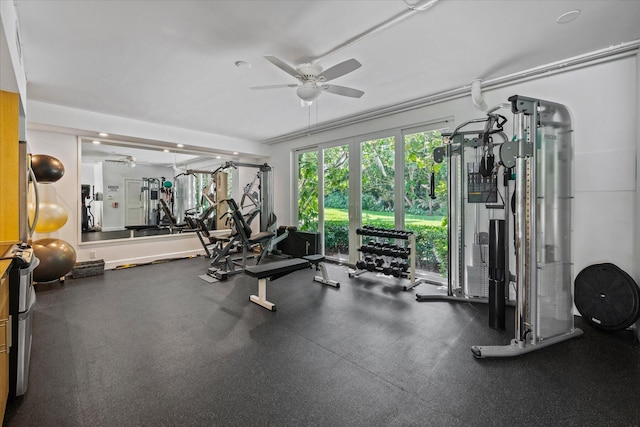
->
[235,60,251,70]
[216,155,222,159]
[177,143,184,148]
[557,10,580,24]
[98,132,109,137]
[163,149,170,153]
[92,140,101,144]
[233,152,239,155]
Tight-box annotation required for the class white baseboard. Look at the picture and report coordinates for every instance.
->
[104,248,206,270]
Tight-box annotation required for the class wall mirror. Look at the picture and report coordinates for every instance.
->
[79,138,232,243]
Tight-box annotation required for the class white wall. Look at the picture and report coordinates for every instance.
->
[28,101,269,158]
[269,54,639,285]
[100,162,172,230]
[635,54,640,338]
[0,1,27,107]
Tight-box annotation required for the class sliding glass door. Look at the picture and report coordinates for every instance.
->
[360,137,395,229]
[323,144,350,260]
[297,150,319,233]
[403,129,448,275]
[294,121,449,276]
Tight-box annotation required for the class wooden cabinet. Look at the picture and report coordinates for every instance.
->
[0,90,20,244]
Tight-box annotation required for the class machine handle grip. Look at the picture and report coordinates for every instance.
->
[429,172,436,200]
[28,168,39,238]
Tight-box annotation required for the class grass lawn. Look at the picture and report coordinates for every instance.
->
[325,207,443,226]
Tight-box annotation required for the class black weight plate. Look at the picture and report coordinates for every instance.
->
[574,263,640,331]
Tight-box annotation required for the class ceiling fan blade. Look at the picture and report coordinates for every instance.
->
[319,59,361,82]
[251,84,298,90]
[322,84,364,98]
[264,55,300,79]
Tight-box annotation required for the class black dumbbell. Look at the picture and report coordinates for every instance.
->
[366,261,376,272]
[375,258,385,267]
[356,260,366,270]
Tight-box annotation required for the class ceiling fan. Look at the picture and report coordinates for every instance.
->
[251,55,364,105]
[105,155,136,168]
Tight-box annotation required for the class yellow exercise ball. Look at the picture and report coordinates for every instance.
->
[32,238,76,283]
[34,201,68,233]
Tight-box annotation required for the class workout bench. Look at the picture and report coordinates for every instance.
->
[244,255,339,311]
[245,258,310,311]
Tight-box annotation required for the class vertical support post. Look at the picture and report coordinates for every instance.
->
[214,171,228,230]
[260,166,274,233]
[250,278,276,311]
[409,233,416,284]
[527,108,539,344]
[514,111,528,344]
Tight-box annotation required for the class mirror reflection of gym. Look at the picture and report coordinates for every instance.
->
[80,139,230,242]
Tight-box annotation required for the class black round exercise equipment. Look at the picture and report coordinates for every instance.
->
[574,263,640,331]
[31,154,65,183]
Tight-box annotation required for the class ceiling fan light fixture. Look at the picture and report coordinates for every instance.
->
[296,84,322,102]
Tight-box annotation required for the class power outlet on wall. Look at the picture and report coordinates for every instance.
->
[90,250,96,259]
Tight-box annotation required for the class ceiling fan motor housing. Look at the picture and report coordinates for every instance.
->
[296,63,323,80]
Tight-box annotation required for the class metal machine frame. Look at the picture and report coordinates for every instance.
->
[416,109,511,304]
[417,95,583,357]
[471,95,583,357]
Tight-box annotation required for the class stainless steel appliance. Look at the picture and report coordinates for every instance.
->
[7,243,38,398]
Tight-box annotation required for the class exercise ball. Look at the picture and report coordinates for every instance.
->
[32,238,77,283]
[31,154,65,183]
[34,201,68,232]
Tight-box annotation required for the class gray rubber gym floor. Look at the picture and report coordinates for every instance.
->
[4,256,640,426]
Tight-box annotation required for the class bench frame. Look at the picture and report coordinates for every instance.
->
[245,256,340,311]
[245,258,310,311]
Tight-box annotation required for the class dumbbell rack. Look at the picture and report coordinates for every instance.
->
[349,226,423,291]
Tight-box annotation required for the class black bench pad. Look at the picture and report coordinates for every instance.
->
[303,254,325,264]
[245,258,309,279]
[125,225,161,231]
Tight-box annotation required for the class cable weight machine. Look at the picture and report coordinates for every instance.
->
[418,95,583,357]
[417,107,512,309]
[471,95,583,357]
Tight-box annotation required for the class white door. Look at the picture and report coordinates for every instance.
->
[125,179,144,225]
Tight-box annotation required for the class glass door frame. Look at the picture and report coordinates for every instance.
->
[292,118,451,266]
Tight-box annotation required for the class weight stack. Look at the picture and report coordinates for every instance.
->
[488,219,506,330]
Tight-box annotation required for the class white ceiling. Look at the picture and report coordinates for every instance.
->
[13,0,640,144]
